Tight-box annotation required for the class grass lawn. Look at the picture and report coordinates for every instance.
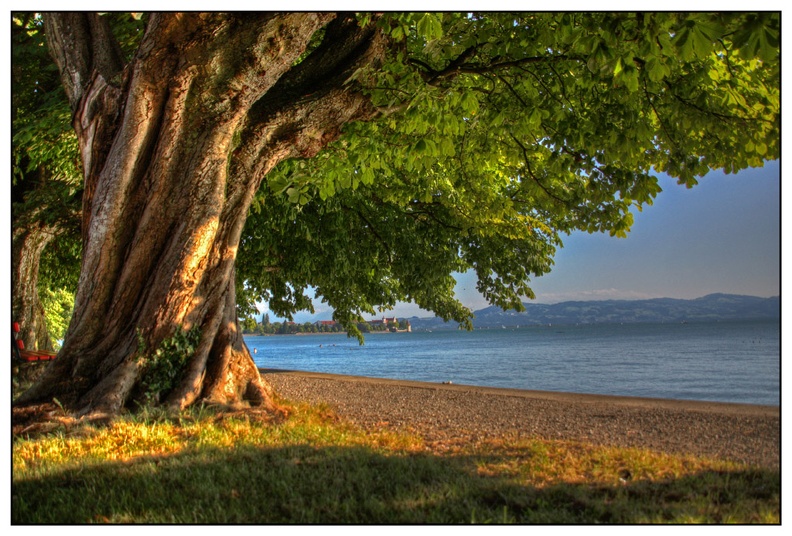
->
[12,398,779,524]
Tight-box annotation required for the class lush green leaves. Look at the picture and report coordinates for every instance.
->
[236,12,778,331]
[15,12,778,335]
[416,13,443,41]
[139,326,201,404]
[11,14,80,188]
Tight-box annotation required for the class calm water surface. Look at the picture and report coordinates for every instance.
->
[246,320,779,406]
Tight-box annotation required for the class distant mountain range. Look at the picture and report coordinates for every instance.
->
[407,293,780,330]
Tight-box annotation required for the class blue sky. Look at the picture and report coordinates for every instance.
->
[261,160,780,322]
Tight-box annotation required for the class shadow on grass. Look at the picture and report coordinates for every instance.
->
[13,443,779,524]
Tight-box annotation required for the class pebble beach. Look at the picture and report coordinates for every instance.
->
[260,368,780,468]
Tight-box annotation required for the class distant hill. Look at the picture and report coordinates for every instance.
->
[408,294,780,330]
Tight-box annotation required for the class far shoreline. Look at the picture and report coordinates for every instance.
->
[244,330,411,336]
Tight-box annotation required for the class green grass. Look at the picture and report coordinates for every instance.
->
[12,400,779,524]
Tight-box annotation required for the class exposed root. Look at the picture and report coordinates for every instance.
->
[12,402,78,438]
[12,393,289,440]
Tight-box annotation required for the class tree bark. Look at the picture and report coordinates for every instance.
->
[16,12,389,417]
[12,219,56,352]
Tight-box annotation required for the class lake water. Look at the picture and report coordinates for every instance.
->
[246,320,780,406]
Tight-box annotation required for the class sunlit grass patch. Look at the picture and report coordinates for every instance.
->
[459,436,779,524]
[472,437,724,486]
[12,400,779,524]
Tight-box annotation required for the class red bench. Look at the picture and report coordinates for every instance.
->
[12,322,57,363]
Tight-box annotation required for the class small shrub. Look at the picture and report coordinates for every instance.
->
[139,326,201,404]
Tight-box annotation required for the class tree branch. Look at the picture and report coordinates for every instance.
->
[643,79,679,152]
[231,14,392,179]
[425,53,585,85]
[509,133,568,205]
[44,13,125,111]
[343,204,393,265]
[403,204,464,231]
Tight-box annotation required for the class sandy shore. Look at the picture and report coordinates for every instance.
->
[260,368,780,469]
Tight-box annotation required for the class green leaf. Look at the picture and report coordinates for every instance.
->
[416,13,443,41]
[390,24,404,40]
[490,110,506,127]
[674,24,695,61]
[646,57,668,82]
[439,137,456,157]
[460,91,479,115]
[613,56,624,76]
[621,65,639,92]
[361,167,375,185]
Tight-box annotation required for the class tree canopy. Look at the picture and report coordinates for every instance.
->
[11,12,779,414]
[236,12,780,337]
[15,12,781,336]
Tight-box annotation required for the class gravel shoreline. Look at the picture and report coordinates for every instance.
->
[260,368,780,469]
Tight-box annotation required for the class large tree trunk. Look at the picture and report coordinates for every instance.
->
[16,12,389,416]
[12,220,56,352]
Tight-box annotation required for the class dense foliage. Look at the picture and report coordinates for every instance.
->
[12,12,780,345]
[237,12,779,335]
